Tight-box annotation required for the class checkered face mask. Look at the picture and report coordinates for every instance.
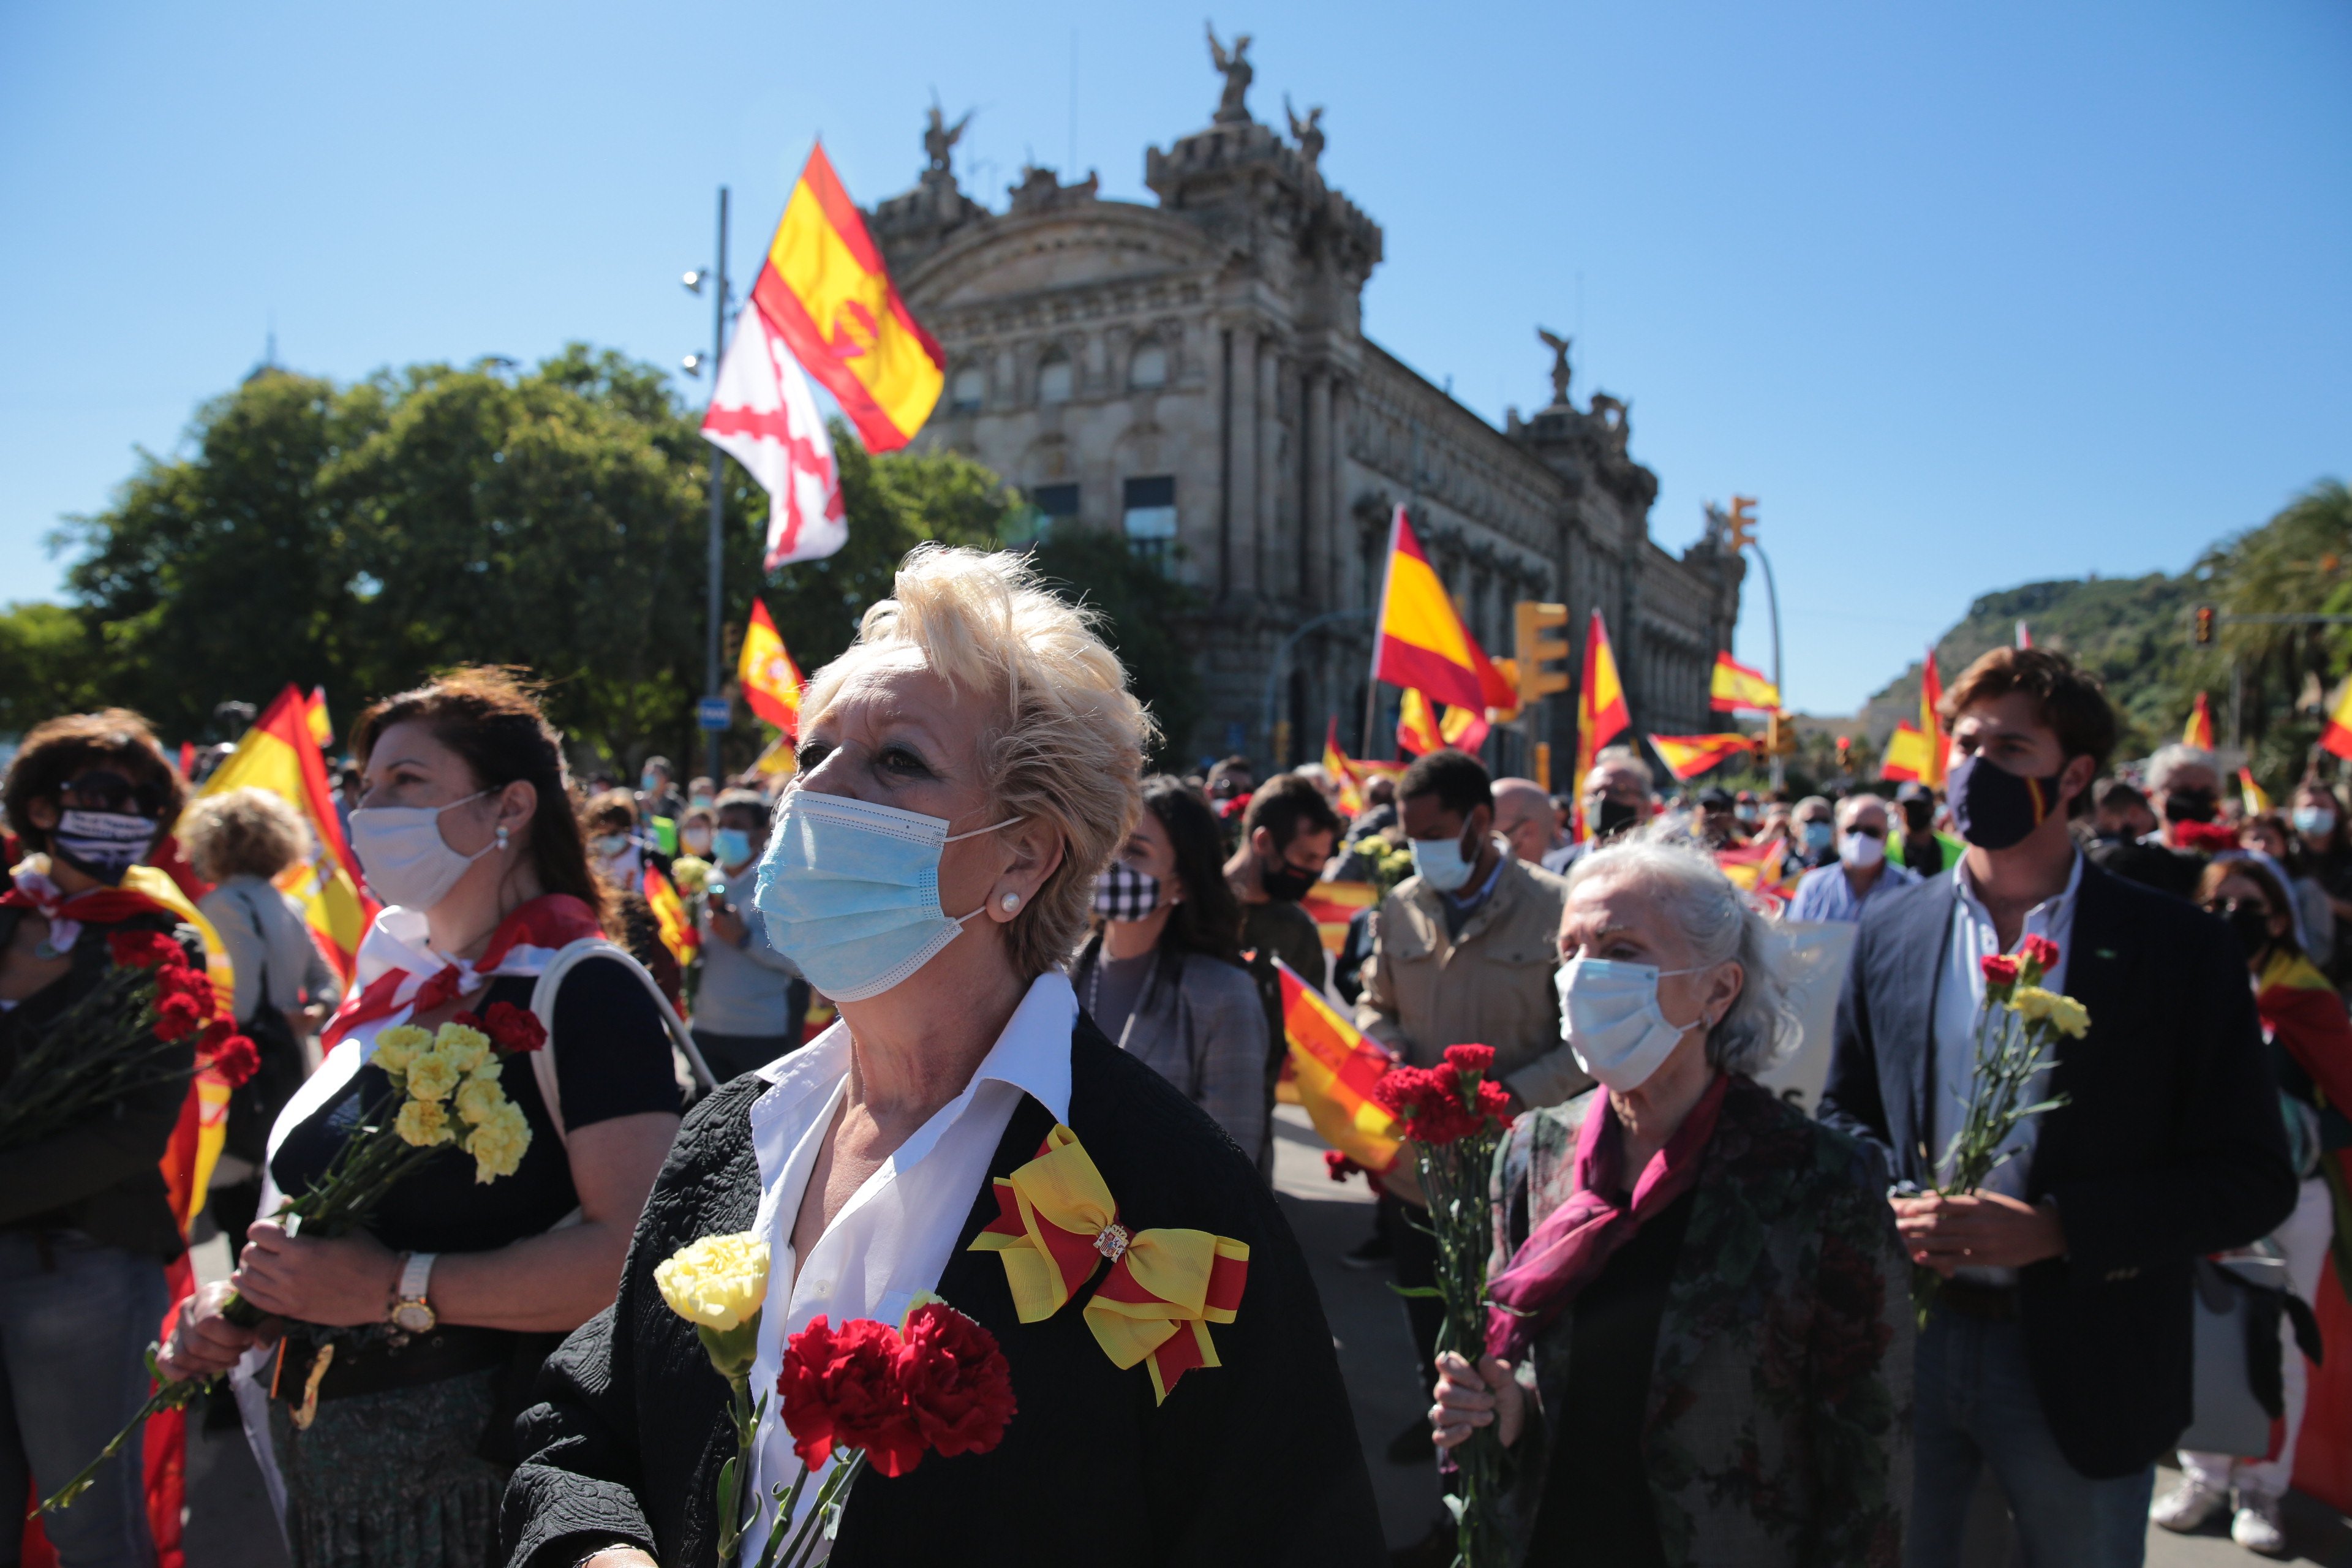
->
[1093,860,1161,923]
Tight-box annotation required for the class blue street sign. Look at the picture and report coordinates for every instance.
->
[696,696,731,732]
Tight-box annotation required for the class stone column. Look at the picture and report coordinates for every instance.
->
[1255,341,1279,603]
[1228,326,1260,601]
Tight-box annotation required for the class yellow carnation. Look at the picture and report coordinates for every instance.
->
[433,1023,491,1076]
[374,1024,432,1074]
[654,1233,770,1333]
[2011,986,2057,1023]
[2046,994,2090,1038]
[394,1097,453,1147]
[467,1056,502,1085]
[404,1052,460,1102]
[454,1075,509,1127]
[464,1102,532,1183]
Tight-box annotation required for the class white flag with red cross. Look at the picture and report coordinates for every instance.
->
[699,301,846,567]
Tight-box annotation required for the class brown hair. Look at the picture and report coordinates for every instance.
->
[179,787,313,881]
[1939,648,2119,817]
[584,789,638,831]
[2196,855,2298,959]
[352,668,612,930]
[3,709,186,853]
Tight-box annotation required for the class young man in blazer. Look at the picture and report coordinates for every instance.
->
[1820,647,2296,1568]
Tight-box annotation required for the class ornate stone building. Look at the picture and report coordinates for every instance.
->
[873,41,1743,776]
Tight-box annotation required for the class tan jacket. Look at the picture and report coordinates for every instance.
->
[1355,851,1591,1108]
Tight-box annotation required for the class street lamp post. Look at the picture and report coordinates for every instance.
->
[693,189,731,784]
[1749,539,1785,791]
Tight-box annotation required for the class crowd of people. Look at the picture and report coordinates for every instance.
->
[0,549,2343,1568]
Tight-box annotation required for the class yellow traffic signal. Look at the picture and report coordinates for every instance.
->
[1514,601,1572,706]
[1726,496,1758,554]
[1765,712,1798,756]
[2194,606,2216,646]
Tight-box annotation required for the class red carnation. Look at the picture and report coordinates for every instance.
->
[778,1316,924,1475]
[1981,953,2020,995]
[480,1001,547,1054]
[154,991,205,1042]
[895,1302,1016,1460]
[206,1032,261,1088]
[159,966,215,1017]
[1325,1150,1363,1182]
[107,931,181,970]
[1444,1043,1496,1080]
[2016,934,2060,976]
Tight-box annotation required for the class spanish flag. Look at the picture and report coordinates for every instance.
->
[1322,718,1363,815]
[1708,652,1779,715]
[2324,680,2352,761]
[643,865,698,973]
[750,143,944,452]
[1714,839,1795,909]
[1572,611,1630,840]
[307,687,334,750]
[2185,691,2215,752]
[1372,506,1514,715]
[1301,880,1379,957]
[1395,687,1490,757]
[739,598,805,740]
[1880,722,1932,782]
[2240,766,2271,815]
[1274,958,1401,1172]
[1918,649,1947,788]
[200,684,375,979]
[1648,732,1754,782]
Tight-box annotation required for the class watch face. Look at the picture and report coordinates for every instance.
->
[391,1302,435,1333]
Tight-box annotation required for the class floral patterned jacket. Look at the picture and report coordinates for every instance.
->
[1488,1074,1912,1567]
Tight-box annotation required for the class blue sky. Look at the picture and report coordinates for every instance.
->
[3,1,2346,715]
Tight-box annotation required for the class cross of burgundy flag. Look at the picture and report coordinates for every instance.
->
[700,299,847,568]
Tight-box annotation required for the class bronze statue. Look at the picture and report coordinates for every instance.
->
[924,99,971,177]
[1537,327,1572,405]
[1590,391,1632,451]
[1284,96,1324,176]
[1207,23,1253,124]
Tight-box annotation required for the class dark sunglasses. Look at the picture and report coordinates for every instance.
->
[1846,824,1886,840]
[58,771,162,816]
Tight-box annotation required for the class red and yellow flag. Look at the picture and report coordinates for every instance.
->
[643,865,698,973]
[1301,880,1379,957]
[1322,718,1363,815]
[1274,958,1401,1172]
[1572,611,1632,840]
[202,684,375,979]
[739,598,805,740]
[1708,652,1780,715]
[1918,648,1947,788]
[1648,732,1754,782]
[1714,839,1795,910]
[2239,766,2272,815]
[306,687,334,750]
[1880,722,1932,782]
[2324,682,2352,762]
[750,143,943,452]
[1372,507,1514,715]
[1395,687,1490,757]
[2185,691,2215,752]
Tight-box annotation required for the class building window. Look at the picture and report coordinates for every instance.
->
[1037,352,1074,405]
[949,366,985,413]
[1123,475,1177,565]
[1129,340,1168,391]
[1007,483,1079,546]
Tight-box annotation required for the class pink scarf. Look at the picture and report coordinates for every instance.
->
[320,894,603,1049]
[1485,1072,1730,1362]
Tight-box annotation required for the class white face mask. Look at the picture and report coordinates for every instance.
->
[347,790,497,911]
[1555,955,1711,1092]
[1839,831,1887,870]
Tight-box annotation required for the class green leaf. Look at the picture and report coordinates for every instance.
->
[1388,1284,1446,1300]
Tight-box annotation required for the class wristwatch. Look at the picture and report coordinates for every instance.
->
[390,1251,438,1334]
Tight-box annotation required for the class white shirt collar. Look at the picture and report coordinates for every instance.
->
[1954,845,2083,925]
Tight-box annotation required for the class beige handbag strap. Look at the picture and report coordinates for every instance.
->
[526,937,715,1142]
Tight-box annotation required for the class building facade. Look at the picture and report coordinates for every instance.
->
[873,49,1743,778]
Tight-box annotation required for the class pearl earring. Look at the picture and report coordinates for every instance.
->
[1000,892,1021,912]
[496,826,509,851]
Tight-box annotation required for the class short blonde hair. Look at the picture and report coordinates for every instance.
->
[801,545,1155,980]
[179,788,314,883]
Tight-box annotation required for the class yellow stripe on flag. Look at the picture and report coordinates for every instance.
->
[1301,881,1378,957]
[1275,959,1401,1171]
[203,685,375,979]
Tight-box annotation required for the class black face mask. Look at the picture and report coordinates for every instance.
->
[1261,859,1317,903]
[1902,799,1935,834]
[1948,753,2066,852]
[2223,901,2275,962]
[2164,788,2218,826]
[1594,798,1640,839]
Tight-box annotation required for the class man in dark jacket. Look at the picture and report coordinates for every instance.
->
[1820,648,2296,1568]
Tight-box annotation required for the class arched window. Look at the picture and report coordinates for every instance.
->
[949,366,985,413]
[1036,352,1074,405]
[1128,340,1168,391]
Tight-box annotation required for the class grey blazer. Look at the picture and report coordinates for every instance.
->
[1072,936,1271,1168]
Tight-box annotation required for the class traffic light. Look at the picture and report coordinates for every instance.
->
[1766,712,1798,756]
[1835,734,1853,771]
[1750,732,1771,765]
[2194,606,2217,645]
[1513,601,1572,705]
[1725,496,1758,554]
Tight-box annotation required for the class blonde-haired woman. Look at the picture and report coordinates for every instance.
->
[505,547,1381,1567]
[181,788,344,1250]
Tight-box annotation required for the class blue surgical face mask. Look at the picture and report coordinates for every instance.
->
[712,827,754,869]
[1409,832,1476,894]
[1556,956,1711,1092]
[1802,820,1834,853]
[2293,805,2335,840]
[752,790,1019,1002]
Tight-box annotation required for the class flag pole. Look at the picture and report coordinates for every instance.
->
[1363,502,1403,760]
[703,186,731,785]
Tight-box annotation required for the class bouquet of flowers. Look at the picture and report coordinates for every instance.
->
[1909,934,2083,1323]
[40,1002,545,1515]
[1373,1044,1515,1568]
[659,1232,1017,1568]
[0,929,258,1150]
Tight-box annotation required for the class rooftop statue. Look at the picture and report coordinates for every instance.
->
[924,99,971,178]
[1285,97,1324,178]
[1537,327,1573,406]
[1207,23,1254,124]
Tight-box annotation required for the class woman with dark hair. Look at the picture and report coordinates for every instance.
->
[1072,775,1272,1164]
[0,709,195,1568]
[156,668,700,1568]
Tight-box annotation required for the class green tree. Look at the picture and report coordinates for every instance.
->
[1025,528,1204,770]
[0,601,103,736]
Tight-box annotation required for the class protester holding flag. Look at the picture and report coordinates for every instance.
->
[0,709,196,1568]
[158,669,689,1568]
[180,787,344,1253]
[1072,776,1269,1165]
[690,789,807,1082]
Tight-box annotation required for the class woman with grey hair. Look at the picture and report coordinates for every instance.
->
[1431,825,1913,1566]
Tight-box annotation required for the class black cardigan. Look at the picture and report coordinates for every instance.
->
[502,1012,1383,1567]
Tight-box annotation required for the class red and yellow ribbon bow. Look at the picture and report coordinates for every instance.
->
[970,1124,1250,1403]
